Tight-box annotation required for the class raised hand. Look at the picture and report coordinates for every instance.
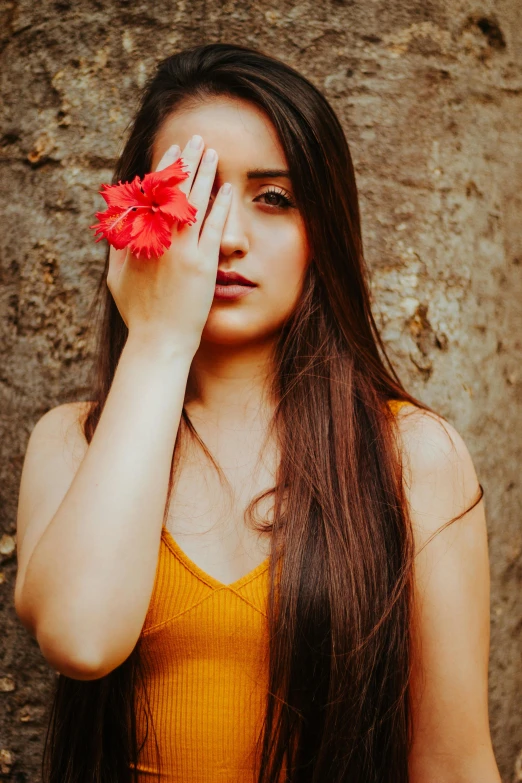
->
[106,135,232,359]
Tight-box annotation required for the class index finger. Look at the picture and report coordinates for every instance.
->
[155,144,181,172]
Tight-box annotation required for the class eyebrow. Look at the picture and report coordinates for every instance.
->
[245,168,291,179]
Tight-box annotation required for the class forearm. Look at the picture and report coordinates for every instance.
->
[409,748,502,783]
[21,336,192,675]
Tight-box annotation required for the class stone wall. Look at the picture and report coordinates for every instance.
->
[0,0,520,779]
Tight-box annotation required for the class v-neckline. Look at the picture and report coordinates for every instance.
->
[161,527,270,590]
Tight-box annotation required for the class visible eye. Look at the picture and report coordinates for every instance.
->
[255,187,295,209]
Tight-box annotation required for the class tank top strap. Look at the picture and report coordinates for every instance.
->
[387,398,415,414]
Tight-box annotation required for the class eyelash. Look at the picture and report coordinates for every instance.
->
[256,187,295,209]
[208,186,296,210]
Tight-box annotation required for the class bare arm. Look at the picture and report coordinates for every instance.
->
[15,340,192,679]
[396,406,501,783]
[14,136,232,680]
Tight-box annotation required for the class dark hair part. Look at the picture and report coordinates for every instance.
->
[42,42,483,783]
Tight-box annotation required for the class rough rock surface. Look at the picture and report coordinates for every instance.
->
[0,0,521,780]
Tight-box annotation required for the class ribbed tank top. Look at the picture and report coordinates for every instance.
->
[130,399,412,781]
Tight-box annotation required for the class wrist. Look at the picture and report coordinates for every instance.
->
[124,332,196,368]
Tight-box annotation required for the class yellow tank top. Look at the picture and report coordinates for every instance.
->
[130,398,413,781]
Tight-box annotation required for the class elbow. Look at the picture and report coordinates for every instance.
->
[35,622,109,680]
[15,595,113,680]
[34,615,138,681]
[14,583,140,680]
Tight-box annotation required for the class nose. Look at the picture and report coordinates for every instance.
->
[219,190,249,259]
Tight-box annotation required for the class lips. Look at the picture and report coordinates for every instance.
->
[215,269,255,286]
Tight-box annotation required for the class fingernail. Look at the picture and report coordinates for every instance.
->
[222,182,232,194]
[189,134,203,150]
[169,144,180,158]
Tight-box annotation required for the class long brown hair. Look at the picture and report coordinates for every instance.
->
[42,43,483,783]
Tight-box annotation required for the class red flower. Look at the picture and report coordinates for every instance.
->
[89,158,198,260]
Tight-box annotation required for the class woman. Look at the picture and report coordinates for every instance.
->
[14,43,500,782]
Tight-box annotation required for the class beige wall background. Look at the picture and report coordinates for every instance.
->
[0,0,521,780]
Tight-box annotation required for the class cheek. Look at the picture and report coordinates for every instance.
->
[201,219,309,345]
[261,222,309,304]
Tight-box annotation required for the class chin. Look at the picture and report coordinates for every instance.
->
[201,318,281,348]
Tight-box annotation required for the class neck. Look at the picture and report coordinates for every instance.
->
[185,337,278,426]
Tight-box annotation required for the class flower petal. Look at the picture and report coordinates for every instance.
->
[91,160,197,259]
[157,187,199,225]
[128,211,173,259]
[90,206,138,248]
[143,159,190,192]
[100,177,150,209]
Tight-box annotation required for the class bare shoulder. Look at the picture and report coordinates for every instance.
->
[391,402,484,548]
[393,402,476,463]
[20,399,96,528]
[29,400,93,449]
[21,401,92,499]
